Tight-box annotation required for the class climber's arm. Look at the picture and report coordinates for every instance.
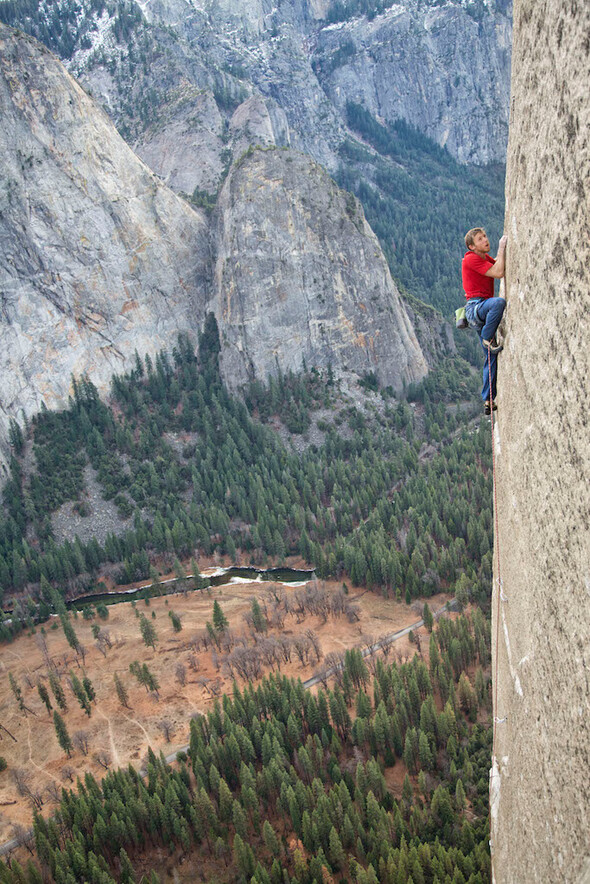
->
[485,234,508,278]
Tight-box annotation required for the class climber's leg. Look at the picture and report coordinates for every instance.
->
[478,297,506,344]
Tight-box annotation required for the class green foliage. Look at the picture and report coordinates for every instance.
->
[19,610,491,883]
[212,600,229,633]
[0,338,492,630]
[168,609,182,632]
[338,103,505,315]
[139,613,158,649]
[53,710,72,756]
[114,673,130,709]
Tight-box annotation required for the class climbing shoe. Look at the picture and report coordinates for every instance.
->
[484,401,498,415]
[482,338,503,354]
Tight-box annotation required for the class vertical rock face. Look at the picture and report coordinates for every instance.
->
[0,24,211,440]
[314,2,512,165]
[212,147,427,390]
[0,25,427,469]
[491,1,590,881]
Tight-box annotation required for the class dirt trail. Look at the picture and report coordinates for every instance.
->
[121,712,153,751]
[96,707,121,768]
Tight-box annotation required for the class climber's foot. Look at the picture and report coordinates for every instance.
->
[482,338,503,355]
[484,401,497,416]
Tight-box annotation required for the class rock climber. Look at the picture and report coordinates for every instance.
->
[462,228,508,415]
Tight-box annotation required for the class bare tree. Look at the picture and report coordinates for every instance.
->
[257,637,277,668]
[379,633,394,662]
[11,824,34,855]
[305,629,322,663]
[324,651,346,686]
[12,768,31,799]
[73,730,90,756]
[219,629,236,654]
[36,633,51,669]
[312,664,331,691]
[61,765,76,782]
[175,663,187,687]
[226,646,263,681]
[158,720,175,743]
[293,635,311,666]
[187,653,200,672]
[94,750,111,770]
[96,629,112,657]
[276,634,292,664]
[344,601,361,622]
[12,770,43,810]
[45,781,61,803]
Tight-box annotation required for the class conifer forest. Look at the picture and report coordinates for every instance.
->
[0,322,496,882]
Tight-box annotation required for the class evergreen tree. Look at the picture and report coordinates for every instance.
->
[423,602,434,632]
[212,600,228,633]
[53,710,72,756]
[48,672,67,712]
[114,673,130,709]
[59,612,80,652]
[37,681,52,714]
[139,614,158,649]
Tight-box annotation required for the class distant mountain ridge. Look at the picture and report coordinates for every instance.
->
[0,23,427,471]
[0,0,511,316]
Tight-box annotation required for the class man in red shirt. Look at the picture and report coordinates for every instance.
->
[462,228,508,414]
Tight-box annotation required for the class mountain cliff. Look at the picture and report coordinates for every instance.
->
[0,23,427,470]
[490,0,590,880]
[0,0,512,186]
[213,147,426,389]
[0,25,211,442]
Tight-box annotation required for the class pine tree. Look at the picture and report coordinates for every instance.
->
[70,673,91,716]
[53,711,72,756]
[139,614,158,649]
[168,610,182,632]
[212,600,228,633]
[250,598,267,633]
[423,602,434,632]
[114,673,130,708]
[59,612,80,652]
[48,672,67,712]
[8,672,26,715]
[82,676,95,703]
[37,681,52,714]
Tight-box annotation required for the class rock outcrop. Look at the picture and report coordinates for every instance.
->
[0,25,211,448]
[491,0,590,881]
[213,147,427,388]
[2,0,512,197]
[314,1,512,164]
[0,24,426,469]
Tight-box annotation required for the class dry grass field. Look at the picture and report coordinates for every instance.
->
[0,576,450,843]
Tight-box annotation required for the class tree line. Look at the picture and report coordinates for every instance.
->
[1,326,492,638]
[0,610,492,882]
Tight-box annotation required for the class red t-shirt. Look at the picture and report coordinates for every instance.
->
[462,251,495,299]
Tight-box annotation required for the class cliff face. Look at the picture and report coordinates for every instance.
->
[0,25,211,442]
[212,148,427,389]
[0,24,426,468]
[491,1,590,881]
[314,1,512,165]
[4,0,512,199]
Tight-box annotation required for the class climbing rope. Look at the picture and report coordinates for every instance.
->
[487,345,506,863]
[488,346,505,760]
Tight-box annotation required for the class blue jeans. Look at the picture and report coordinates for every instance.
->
[465,297,506,402]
